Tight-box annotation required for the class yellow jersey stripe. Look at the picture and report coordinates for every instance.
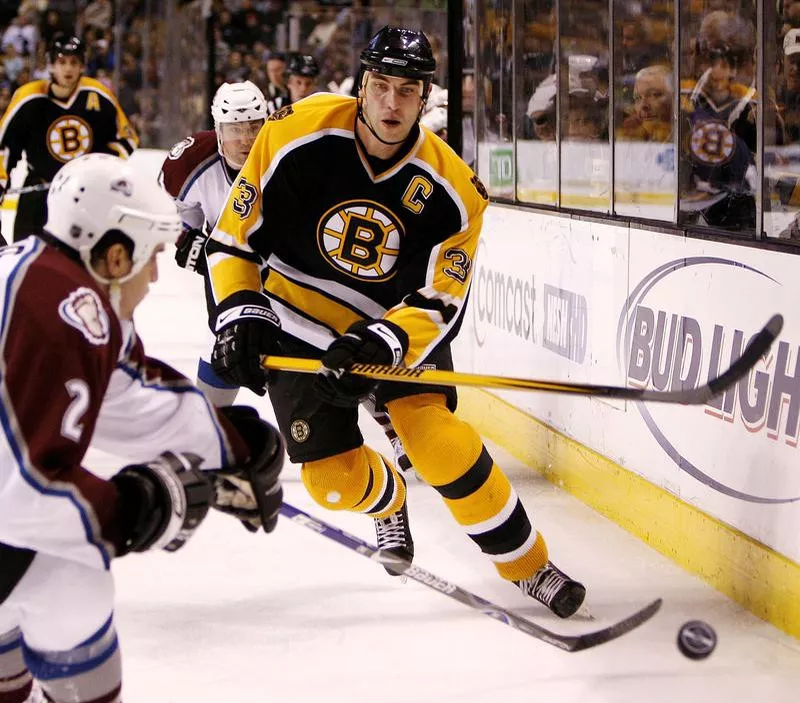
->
[264,269,364,336]
[208,254,262,305]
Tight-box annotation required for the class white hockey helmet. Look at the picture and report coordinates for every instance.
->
[211,80,268,125]
[45,154,182,285]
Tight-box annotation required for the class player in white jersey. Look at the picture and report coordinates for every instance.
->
[161,80,268,406]
[0,154,284,703]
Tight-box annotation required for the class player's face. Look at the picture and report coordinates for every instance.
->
[287,75,316,102]
[361,73,425,143]
[785,54,800,93]
[697,47,736,98]
[267,59,286,87]
[118,245,165,320]
[219,119,264,169]
[633,75,671,122]
[51,55,83,90]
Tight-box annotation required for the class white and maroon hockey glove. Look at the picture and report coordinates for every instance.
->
[210,406,284,533]
[113,452,212,555]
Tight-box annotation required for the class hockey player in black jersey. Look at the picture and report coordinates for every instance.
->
[266,53,320,115]
[206,26,587,619]
[0,34,138,242]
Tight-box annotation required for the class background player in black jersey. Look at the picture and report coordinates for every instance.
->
[0,33,138,242]
[266,53,320,115]
[206,26,587,620]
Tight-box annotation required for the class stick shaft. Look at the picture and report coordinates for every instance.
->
[261,313,782,405]
[280,501,661,651]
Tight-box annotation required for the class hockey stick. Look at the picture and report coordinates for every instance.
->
[4,182,50,196]
[262,313,782,404]
[280,502,662,652]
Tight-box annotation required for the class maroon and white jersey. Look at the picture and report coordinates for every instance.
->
[0,237,241,571]
[160,130,236,232]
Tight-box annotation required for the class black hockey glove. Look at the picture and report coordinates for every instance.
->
[174,226,208,275]
[210,406,284,533]
[211,290,281,396]
[315,319,409,408]
[113,452,212,556]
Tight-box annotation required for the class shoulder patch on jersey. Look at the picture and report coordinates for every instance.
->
[168,136,196,160]
[160,131,218,197]
[268,105,294,121]
[471,173,489,201]
[58,287,110,345]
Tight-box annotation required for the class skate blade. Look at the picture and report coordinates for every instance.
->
[573,604,595,621]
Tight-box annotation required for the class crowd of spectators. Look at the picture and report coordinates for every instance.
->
[0,1,152,142]
[0,1,448,148]
[212,1,447,105]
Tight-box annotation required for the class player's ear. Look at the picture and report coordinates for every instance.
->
[101,242,132,279]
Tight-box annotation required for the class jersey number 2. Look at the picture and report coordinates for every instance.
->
[62,379,89,442]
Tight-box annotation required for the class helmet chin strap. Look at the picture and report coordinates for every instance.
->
[356,101,409,146]
[356,97,427,147]
[80,250,139,317]
[48,65,82,90]
[356,71,430,146]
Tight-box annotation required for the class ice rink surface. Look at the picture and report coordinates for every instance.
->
[84,240,800,703]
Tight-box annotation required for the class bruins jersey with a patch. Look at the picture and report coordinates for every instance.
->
[0,77,138,189]
[680,78,756,193]
[207,93,488,367]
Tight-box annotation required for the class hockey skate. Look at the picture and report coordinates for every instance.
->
[25,682,46,703]
[516,561,586,619]
[373,478,414,577]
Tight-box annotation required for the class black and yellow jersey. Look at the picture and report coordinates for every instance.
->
[0,77,138,188]
[207,93,489,367]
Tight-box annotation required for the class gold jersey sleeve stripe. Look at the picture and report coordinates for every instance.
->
[263,268,364,336]
[383,308,443,366]
[209,255,262,303]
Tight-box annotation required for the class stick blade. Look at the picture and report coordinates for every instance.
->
[638,314,784,405]
[566,598,663,652]
[701,313,783,402]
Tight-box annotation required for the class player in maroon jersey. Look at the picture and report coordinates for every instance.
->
[161,80,269,407]
[0,153,283,703]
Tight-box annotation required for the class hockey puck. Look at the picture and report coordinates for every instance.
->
[677,620,717,660]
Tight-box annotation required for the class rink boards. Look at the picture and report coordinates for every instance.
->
[5,147,796,639]
[450,203,800,639]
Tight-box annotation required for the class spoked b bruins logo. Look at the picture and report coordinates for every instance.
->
[690,120,735,165]
[317,199,403,281]
[48,116,93,162]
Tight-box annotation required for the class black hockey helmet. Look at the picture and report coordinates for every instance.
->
[360,26,436,89]
[287,53,319,78]
[47,34,86,64]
